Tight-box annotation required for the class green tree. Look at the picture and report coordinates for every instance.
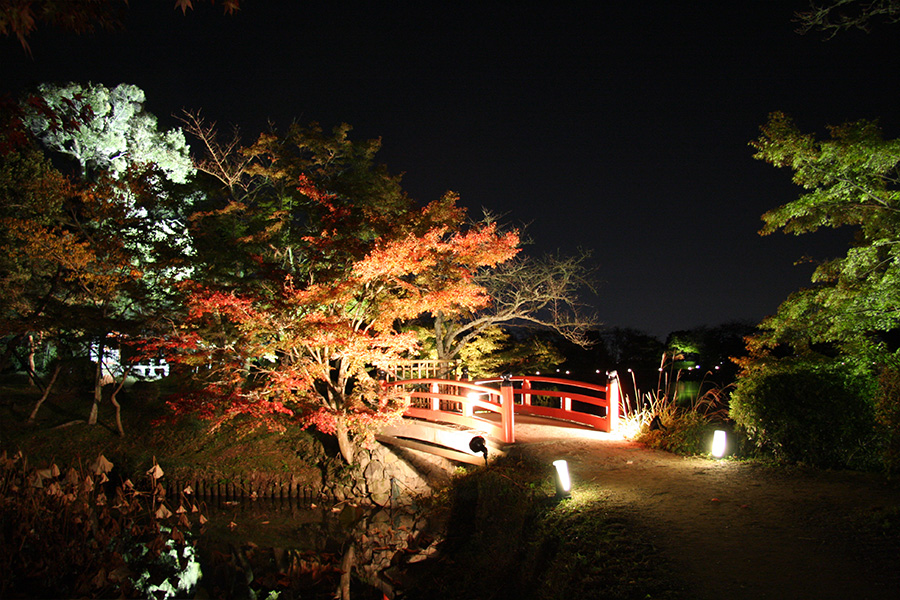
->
[749,112,900,365]
[2,86,197,429]
[731,112,900,467]
[25,82,194,183]
[457,326,565,378]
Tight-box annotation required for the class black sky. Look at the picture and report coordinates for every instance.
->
[2,1,898,338]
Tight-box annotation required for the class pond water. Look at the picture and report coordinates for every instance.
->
[192,497,435,599]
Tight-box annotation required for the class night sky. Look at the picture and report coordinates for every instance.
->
[2,1,898,338]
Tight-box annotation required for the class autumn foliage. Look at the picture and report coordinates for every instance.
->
[161,168,519,462]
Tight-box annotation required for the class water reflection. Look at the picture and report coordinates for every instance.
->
[194,497,436,599]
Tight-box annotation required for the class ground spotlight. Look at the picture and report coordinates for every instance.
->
[712,430,727,458]
[469,436,488,463]
[552,459,571,498]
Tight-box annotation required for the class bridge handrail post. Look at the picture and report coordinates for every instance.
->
[431,382,440,412]
[608,371,620,432]
[501,374,515,443]
[522,378,532,406]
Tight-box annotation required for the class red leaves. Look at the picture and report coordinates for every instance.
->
[160,179,520,455]
[185,287,260,323]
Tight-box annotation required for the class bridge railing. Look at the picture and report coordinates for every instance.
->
[476,375,620,434]
[383,373,621,444]
[382,378,515,442]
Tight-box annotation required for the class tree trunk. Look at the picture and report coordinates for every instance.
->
[25,334,37,388]
[434,311,447,360]
[338,544,355,600]
[27,363,61,423]
[88,338,105,425]
[335,420,356,465]
[109,373,128,437]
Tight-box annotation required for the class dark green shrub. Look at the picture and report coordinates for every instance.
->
[873,362,900,476]
[730,363,876,468]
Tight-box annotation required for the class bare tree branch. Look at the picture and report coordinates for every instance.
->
[178,110,251,192]
[432,250,600,361]
[796,0,900,37]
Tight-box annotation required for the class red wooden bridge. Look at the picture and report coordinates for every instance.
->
[377,373,622,464]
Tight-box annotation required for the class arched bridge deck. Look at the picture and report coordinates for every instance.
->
[377,374,622,464]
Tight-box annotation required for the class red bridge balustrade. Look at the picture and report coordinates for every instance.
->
[381,379,514,442]
[382,372,621,444]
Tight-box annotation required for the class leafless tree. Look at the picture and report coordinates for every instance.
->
[432,251,600,361]
[796,0,900,37]
[178,110,251,192]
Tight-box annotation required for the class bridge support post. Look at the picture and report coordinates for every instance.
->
[501,375,515,443]
[607,371,620,433]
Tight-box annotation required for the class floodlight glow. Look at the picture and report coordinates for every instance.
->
[712,430,727,458]
[552,459,571,497]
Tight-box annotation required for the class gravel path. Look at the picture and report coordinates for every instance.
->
[511,419,900,600]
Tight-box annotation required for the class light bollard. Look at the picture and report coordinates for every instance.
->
[712,429,727,458]
[552,459,571,498]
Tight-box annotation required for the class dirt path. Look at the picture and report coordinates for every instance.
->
[511,419,900,600]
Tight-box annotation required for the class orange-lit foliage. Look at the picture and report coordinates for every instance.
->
[162,176,519,462]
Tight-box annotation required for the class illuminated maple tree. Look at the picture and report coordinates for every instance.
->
[161,121,520,462]
[168,194,518,463]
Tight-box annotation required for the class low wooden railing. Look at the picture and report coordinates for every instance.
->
[478,374,620,434]
[382,378,515,442]
[383,372,621,444]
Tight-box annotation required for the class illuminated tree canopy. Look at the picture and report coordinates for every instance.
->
[151,121,521,463]
[24,82,194,183]
[748,111,900,364]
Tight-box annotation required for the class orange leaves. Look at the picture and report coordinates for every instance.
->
[354,229,437,281]
[185,287,260,323]
[352,215,519,329]
[296,173,337,205]
[163,175,521,452]
[455,224,521,267]
[354,221,519,285]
